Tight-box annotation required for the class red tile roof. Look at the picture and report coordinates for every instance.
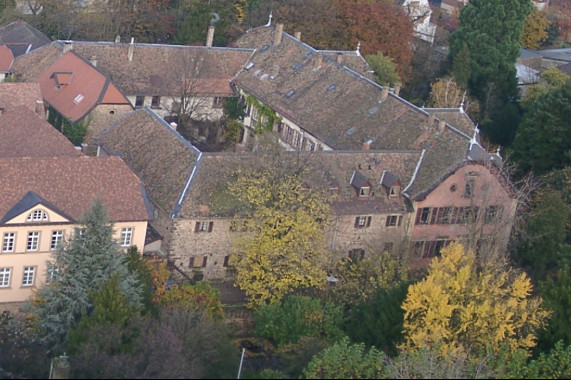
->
[0,45,13,72]
[0,82,43,112]
[36,51,130,122]
[0,106,79,157]
[0,156,151,223]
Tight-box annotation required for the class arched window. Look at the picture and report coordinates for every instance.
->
[26,209,48,222]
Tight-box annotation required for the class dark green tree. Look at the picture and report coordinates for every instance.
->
[344,282,409,357]
[510,81,571,175]
[30,201,141,354]
[538,265,571,351]
[449,0,533,139]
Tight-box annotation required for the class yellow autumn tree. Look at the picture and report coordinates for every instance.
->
[521,10,551,50]
[427,77,481,122]
[228,154,330,308]
[401,242,548,357]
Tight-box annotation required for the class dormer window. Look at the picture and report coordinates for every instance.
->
[360,186,370,197]
[390,186,399,197]
[26,209,48,222]
[380,170,401,198]
[350,170,372,198]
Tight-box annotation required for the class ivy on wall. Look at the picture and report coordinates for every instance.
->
[245,95,281,135]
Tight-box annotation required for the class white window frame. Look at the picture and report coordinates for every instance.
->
[51,230,64,250]
[2,232,15,253]
[120,227,133,247]
[22,266,36,287]
[27,209,48,222]
[27,231,40,251]
[0,267,11,287]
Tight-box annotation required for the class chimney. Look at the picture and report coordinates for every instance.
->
[394,84,401,97]
[313,54,323,70]
[336,53,343,64]
[128,37,134,61]
[170,122,178,130]
[62,41,73,54]
[427,113,435,127]
[294,31,301,40]
[274,23,284,46]
[206,25,215,47]
[380,86,389,101]
[272,64,279,78]
[438,119,446,132]
[362,140,372,150]
[35,99,44,116]
[90,55,97,67]
[115,35,120,43]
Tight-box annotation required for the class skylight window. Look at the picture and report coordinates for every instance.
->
[369,106,378,115]
[285,89,295,98]
[347,127,355,135]
[293,62,303,72]
[260,45,269,53]
[74,94,85,104]
[245,62,255,70]
[326,85,337,93]
[260,73,269,80]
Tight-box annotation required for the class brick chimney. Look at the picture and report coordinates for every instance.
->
[274,23,284,46]
[362,139,373,150]
[438,119,446,132]
[206,25,215,47]
[115,35,120,43]
[380,86,389,101]
[313,54,323,70]
[394,84,401,97]
[62,41,73,54]
[294,31,301,40]
[128,37,134,61]
[427,113,435,127]
[336,53,343,64]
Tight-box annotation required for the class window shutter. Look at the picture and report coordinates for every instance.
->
[398,216,402,226]
[385,216,390,227]
[354,217,360,228]
[366,216,372,227]
[202,256,208,267]
[223,255,229,267]
[195,222,200,232]
[415,209,421,225]
[208,221,214,232]
[189,257,195,267]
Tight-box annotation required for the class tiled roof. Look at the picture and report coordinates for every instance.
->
[97,108,201,215]
[0,45,13,72]
[36,51,130,122]
[423,108,477,137]
[0,156,151,223]
[0,20,50,57]
[231,25,439,151]
[11,42,63,81]
[181,150,421,218]
[232,26,374,79]
[0,82,43,112]
[0,106,79,157]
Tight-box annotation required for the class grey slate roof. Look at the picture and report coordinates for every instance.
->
[1,191,71,224]
[0,20,50,57]
[97,108,201,215]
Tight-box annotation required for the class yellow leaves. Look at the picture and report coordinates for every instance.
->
[401,242,548,357]
[521,10,551,49]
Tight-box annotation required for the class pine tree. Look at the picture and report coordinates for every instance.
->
[30,201,141,354]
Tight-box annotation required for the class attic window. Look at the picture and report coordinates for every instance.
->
[390,186,399,197]
[293,62,303,72]
[285,89,295,98]
[26,209,48,222]
[73,94,85,105]
[326,84,337,93]
[245,62,255,70]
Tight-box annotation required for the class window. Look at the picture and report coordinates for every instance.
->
[223,255,230,267]
[464,177,476,197]
[251,107,259,123]
[390,186,399,197]
[2,232,15,253]
[359,187,370,197]
[189,257,195,268]
[485,205,504,223]
[436,207,452,224]
[0,268,11,287]
[120,227,133,247]
[151,96,161,109]
[46,263,58,284]
[348,249,365,261]
[384,242,394,253]
[135,95,145,108]
[354,216,372,228]
[195,221,213,233]
[415,207,431,225]
[385,215,402,227]
[213,97,223,108]
[51,230,64,250]
[202,256,208,268]
[22,267,36,287]
[26,209,48,222]
[27,232,39,251]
